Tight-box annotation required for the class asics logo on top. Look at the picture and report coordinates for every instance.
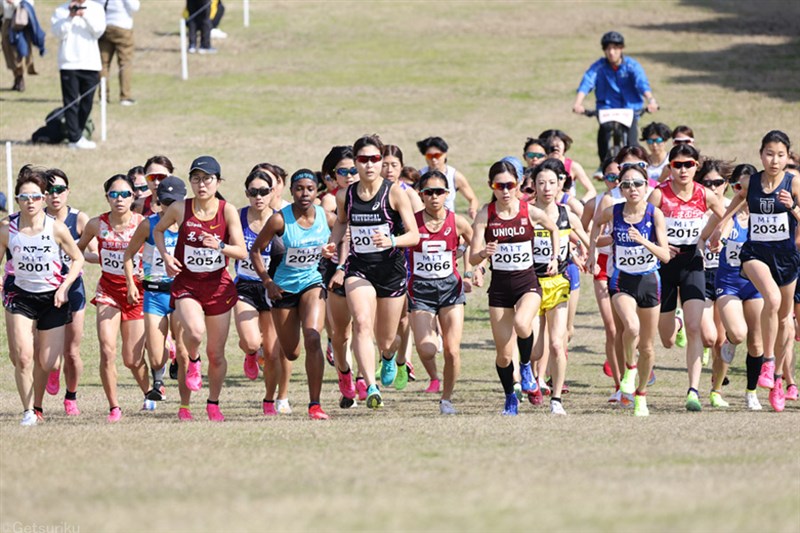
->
[372,202,380,211]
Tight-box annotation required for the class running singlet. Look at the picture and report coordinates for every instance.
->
[611,203,659,275]
[719,215,748,271]
[596,188,626,255]
[746,172,797,251]
[59,207,81,269]
[344,179,404,264]
[7,213,65,293]
[658,181,707,251]
[532,204,571,277]
[485,201,535,274]
[173,199,229,282]
[235,207,272,282]
[410,210,460,281]
[143,213,178,285]
[97,212,143,292]
[273,204,329,293]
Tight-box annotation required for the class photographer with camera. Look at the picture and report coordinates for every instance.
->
[51,0,105,149]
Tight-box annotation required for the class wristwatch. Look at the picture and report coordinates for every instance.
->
[463,271,474,279]
[219,241,226,251]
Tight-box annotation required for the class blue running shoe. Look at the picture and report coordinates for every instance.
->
[380,354,397,386]
[366,384,383,409]
[647,369,656,386]
[520,362,537,393]
[502,392,519,416]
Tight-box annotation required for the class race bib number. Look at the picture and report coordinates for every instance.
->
[665,217,702,246]
[351,224,391,254]
[597,108,634,128]
[492,241,533,271]
[285,246,323,269]
[14,259,54,278]
[614,245,656,274]
[237,256,269,279]
[750,213,789,242]
[101,249,126,276]
[184,245,224,273]
[144,244,174,280]
[413,251,453,279]
[703,248,720,269]
[725,241,743,267]
[533,231,568,265]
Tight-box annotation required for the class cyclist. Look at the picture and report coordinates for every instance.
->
[572,31,659,166]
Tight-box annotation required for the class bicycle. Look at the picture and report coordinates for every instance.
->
[583,108,648,161]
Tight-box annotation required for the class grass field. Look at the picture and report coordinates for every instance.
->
[1,1,800,532]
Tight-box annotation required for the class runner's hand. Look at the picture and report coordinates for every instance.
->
[127,283,140,305]
[321,242,336,259]
[54,285,68,308]
[329,268,344,291]
[163,253,182,277]
[265,279,283,300]
[483,241,497,258]
[546,258,558,277]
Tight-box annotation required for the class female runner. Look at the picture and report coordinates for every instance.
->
[328,134,419,409]
[408,170,473,414]
[589,165,670,416]
[641,122,671,183]
[539,129,596,202]
[1,168,84,426]
[708,131,800,412]
[136,155,175,217]
[649,144,726,412]
[523,137,548,169]
[252,169,335,419]
[155,156,247,421]
[470,160,559,415]
[77,174,147,422]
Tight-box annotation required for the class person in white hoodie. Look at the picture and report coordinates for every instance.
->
[51,0,105,150]
[96,0,139,106]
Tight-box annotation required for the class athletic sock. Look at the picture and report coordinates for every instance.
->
[190,356,200,363]
[308,402,320,408]
[551,397,562,404]
[152,365,166,384]
[381,352,395,362]
[180,404,190,410]
[339,367,351,375]
[746,354,764,390]
[517,334,534,366]
[263,399,274,404]
[626,363,637,370]
[688,387,699,396]
[635,390,646,396]
[64,390,77,401]
[496,363,515,395]
[206,399,219,406]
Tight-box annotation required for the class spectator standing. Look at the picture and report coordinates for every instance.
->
[2,0,45,92]
[95,0,139,106]
[186,0,215,54]
[51,0,105,150]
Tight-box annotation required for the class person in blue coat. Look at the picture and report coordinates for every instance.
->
[2,0,46,91]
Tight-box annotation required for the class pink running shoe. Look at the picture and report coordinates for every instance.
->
[35,410,45,423]
[758,359,775,389]
[355,378,368,401]
[407,360,416,381]
[786,384,799,401]
[46,369,60,396]
[308,404,329,420]
[178,407,193,421]
[424,379,441,394]
[263,402,277,416]
[167,336,177,361]
[769,378,786,412]
[107,407,122,423]
[186,358,203,391]
[206,403,225,422]
[63,399,80,416]
[337,369,356,399]
[243,353,259,381]
[325,339,335,367]
[603,360,613,378]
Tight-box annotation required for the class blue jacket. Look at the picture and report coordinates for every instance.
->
[8,0,46,58]
[576,56,651,110]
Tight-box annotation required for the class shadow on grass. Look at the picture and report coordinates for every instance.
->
[635,0,800,103]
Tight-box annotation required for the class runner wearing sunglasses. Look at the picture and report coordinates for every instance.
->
[251,169,335,420]
[417,136,480,219]
[136,155,175,217]
[529,159,591,415]
[37,168,93,416]
[155,156,248,422]
[648,144,727,412]
[588,165,670,416]
[710,164,765,410]
[408,170,474,414]
[1,167,85,426]
[77,174,147,422]
[328,135,420,409]
[523,138,548,169]
[539,129,596,203]
[640,122,672,182]
[706,130,800,412]
[470,160,559,415]
[320,147,360,407]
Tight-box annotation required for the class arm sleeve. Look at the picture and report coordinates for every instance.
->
[51,6,70,39]
[124,0,141,14]
[576,60,601,95]
[82,4,107,38]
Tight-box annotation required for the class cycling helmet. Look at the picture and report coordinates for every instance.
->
[601,31,625,49]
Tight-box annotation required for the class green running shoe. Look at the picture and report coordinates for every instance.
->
[620,367,638,395]
[702,347,710,367]
[634,395,649,417]
[685,390,702,412]
[394,363,409,390]
[710,391,729,408]
[675,308,687,348]
[366,384,383,409]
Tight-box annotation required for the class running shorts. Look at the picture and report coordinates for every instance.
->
[236,279,272,312]
[740,243,800,287]
[704,268,718,301]
[143,290,174,317]
[345,253,407,299]
[92,281,144,322]
[659,248,705,313]
[539,274,571,315]
[715,267,761,301]
[408,275,466,314]
[271,282,324,309]
[566,261,581,291]
[68,277,86,313]
[171,273,237,316]
[3,278,71,330]
[609,270,661,309]
[594,253,610,282]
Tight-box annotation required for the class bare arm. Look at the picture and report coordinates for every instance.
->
[529,205,560,277]
[154,201,184,277]
[53,220,85,308]
[570,160,596,202]
[454,171,479,219]
[250,212,283,283]
[76,217,100,264]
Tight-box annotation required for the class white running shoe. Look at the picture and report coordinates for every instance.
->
[275,398,292,414]
[211,28,228,39]
[745,391,762,411]
[439,399,456,415]
[20,410,37,426]
[68,136,96,150]
[720,340,736,364]
[550,400,566,415]
[608,389,622,404]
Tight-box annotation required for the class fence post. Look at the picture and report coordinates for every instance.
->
[180,20,188,80]
[243,0,250,28]
[100,77,107,142]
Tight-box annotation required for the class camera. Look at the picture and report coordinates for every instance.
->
[69,4,86,13]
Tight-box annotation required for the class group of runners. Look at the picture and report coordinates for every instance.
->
[2,129,799,425]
